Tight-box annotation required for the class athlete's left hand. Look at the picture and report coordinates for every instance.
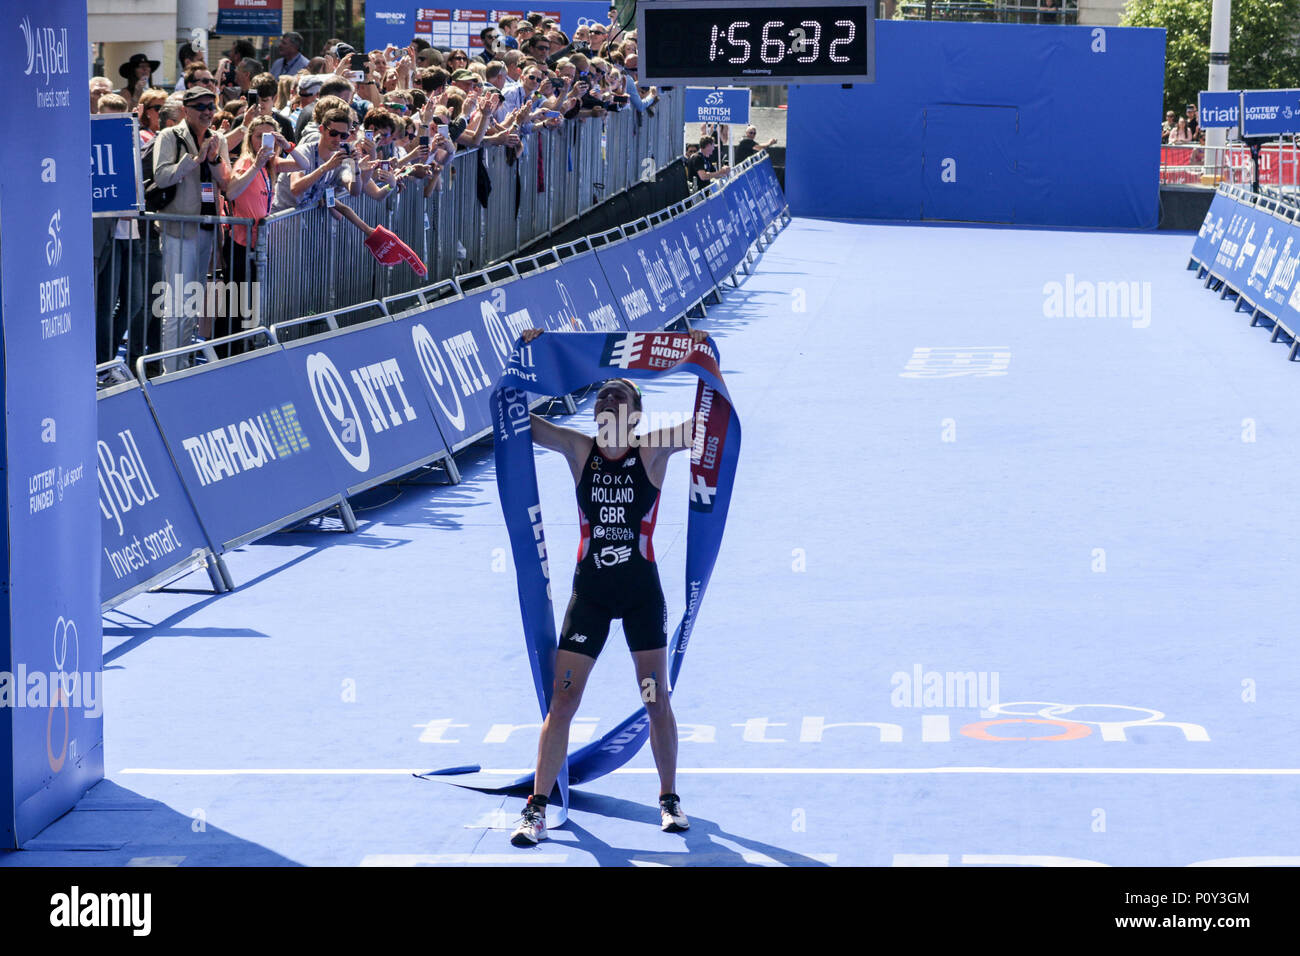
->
[688,330,708,345]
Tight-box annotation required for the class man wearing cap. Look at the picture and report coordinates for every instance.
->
[450,68,480,94]
[271,32,310,78]
[151,87,231,372]
[288,74,324,133]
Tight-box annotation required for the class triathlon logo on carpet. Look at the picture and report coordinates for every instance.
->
[900,347,1011,378]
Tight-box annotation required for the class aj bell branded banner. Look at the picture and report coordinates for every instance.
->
[1,0,102,845]
[1191,188,1300,327]
[97,382,211,609]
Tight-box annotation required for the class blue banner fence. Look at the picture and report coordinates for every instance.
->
[1188,183,1300,358]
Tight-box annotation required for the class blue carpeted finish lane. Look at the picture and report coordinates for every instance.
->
[5,218,1298,867]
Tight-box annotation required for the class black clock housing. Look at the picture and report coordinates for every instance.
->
[637,0,875,86]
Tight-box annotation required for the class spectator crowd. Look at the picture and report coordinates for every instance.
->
[1162,104,1204,145]
[93,15,665,373]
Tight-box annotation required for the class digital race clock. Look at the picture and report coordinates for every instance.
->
[637,0,874,86]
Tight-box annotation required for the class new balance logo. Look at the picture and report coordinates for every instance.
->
[570,633,588,644]
[623,456,636,467]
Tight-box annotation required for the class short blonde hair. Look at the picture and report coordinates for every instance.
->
[97,93,129,113]
[137,88,169,111]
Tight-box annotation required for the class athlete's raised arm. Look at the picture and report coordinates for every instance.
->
[521,329,594,478]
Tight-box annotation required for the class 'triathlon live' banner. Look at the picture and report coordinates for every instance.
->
[1,1,103,846]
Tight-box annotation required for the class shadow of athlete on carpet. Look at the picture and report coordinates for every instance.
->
[531,790,831,867]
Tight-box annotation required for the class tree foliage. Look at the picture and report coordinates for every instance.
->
[1121,0,1300,113]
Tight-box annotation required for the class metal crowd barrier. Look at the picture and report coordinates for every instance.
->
[93,211,257,370]
[93,89,685,369]
[1160,141,1300,191]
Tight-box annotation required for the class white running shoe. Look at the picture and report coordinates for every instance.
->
[511,801,547,847]
[659,793,690,832]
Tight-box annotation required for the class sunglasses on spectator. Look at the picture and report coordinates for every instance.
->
[190,102,217,112]
[449,54,467,61]
[385,103,409,112]
[323,126,349,137]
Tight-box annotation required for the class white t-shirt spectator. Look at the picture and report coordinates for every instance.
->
[271,140,348,212]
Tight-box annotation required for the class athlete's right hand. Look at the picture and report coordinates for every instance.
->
[521,328,544,344]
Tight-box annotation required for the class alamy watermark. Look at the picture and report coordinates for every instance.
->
[0,668,102,718]
[890,664,1000,710]
[595,405,702,449]
[151,276,261,322]
[1042,274,1151,328]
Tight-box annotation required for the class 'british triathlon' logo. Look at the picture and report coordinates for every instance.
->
[46,211,62,266]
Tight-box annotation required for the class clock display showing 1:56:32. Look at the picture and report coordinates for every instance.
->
[643,6,870,78]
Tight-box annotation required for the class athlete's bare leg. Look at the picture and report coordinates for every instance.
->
[532,649,597,800]
[632,647,677,796]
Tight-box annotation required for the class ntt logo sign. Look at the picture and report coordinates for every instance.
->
[305,350,421,474]
[307,352,369,473]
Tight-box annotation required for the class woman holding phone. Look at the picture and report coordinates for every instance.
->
[219,116,294,358]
